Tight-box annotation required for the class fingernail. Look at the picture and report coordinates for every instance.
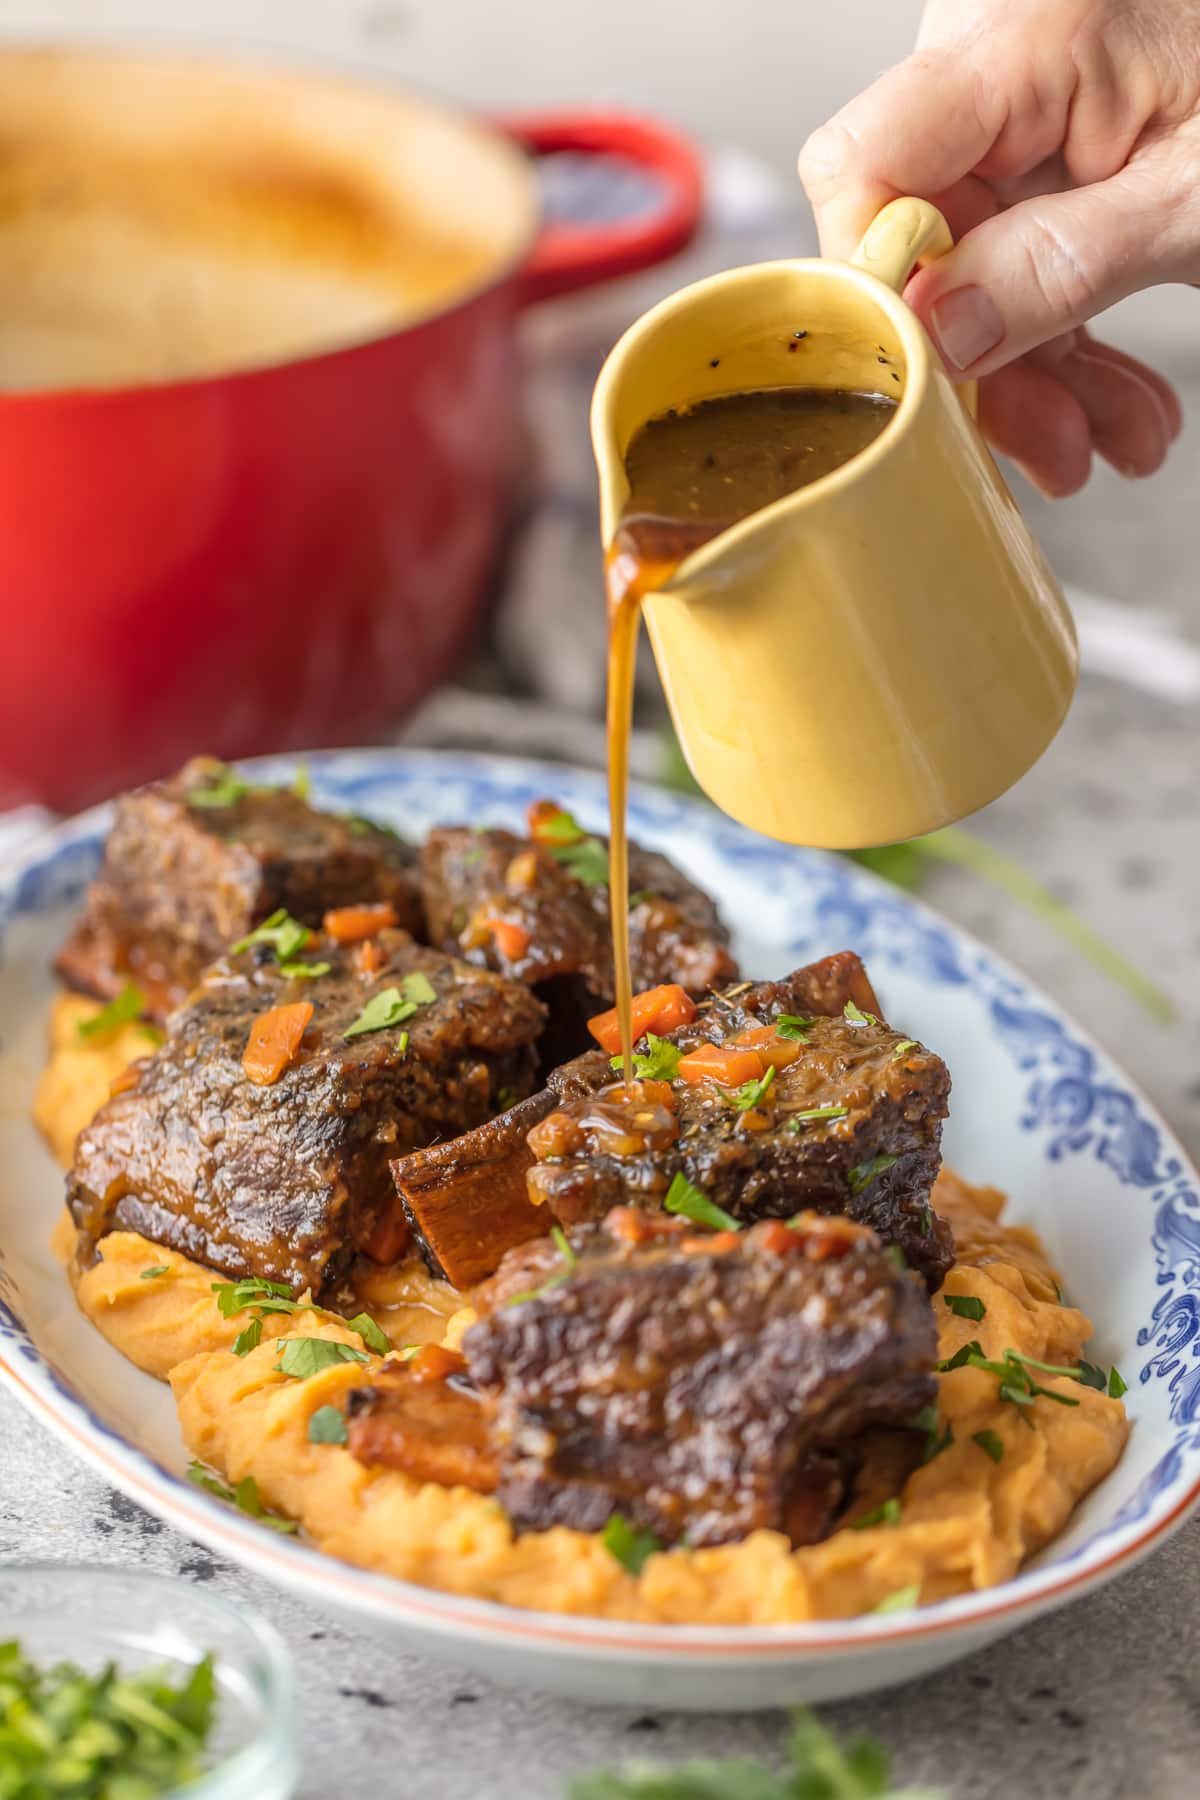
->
[928,286,1005,371]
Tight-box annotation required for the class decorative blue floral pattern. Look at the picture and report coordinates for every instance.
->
[2,748,1198,1626]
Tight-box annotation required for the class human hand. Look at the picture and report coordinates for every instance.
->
[798,0,1196,495]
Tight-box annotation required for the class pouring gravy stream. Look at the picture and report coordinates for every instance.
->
[604,388,897,1078]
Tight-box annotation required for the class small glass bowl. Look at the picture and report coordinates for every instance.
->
[0,1563,298,1798]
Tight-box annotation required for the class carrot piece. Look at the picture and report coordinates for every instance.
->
[362,1205,412,1265]
[676,1044,766,1087]
[733,1023,801,1071]
[409,1344,468,1383]
[355,938,386,977]
[757,1220,799,1256]
[242,1001,313,1086]
[323,902,398,944]
[527,799,583,844]
[484,918,531,961]
[587,984,697,1055]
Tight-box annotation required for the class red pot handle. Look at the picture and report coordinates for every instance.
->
[501,110,704,306]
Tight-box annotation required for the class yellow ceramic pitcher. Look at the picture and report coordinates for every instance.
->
[591,198,1078,849]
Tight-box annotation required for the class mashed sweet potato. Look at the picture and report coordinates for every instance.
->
[41,996,1130,1623]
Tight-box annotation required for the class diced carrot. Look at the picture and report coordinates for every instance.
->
[363,1205,412,1264]
[757,1220,799,1256]
[605,1205,684,1247]
[242,1001,313,1086]
[676,1044,765,1087]
[527,798,582,844]
[733,1023,801,1071]
[484,918,531,961]
[682,1231,741,1255]
[505,850,541,890]
[409,1344,468,1383]
[323,902,398,944]
[355,938,386,977]
[587,984,697,1055]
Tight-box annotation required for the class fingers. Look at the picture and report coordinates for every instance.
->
[905,161,1186,376]
[977,361,1092,498]
[798,50,1004,258]
[976,336,1182,495]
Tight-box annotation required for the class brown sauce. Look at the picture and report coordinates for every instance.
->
[605,388,897,1076]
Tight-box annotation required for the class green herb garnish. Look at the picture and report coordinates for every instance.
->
[186,762,251,808]
[230,907,312,963]
[347,1312,390,1355]
[507,1227,578,1305]
[550,1225,577,1270]
[1108,1365,1128,1398]
[726,1064,776,1112]
[551,835,611,887]
[291,764,312,801]
[892,1039,918,1060]
[920,1421,955,1465]
[232,1318,263,1357]
[186,1460,297,1532]
[609,1033,682,1082]
[786,1104,849,1132]
[308,1405,349,1446]
[847,1152,897,1196]
[936,1338,983,1373]
[77,983,146,1041]
[396,1030,410,1055]
[943,1293,986,1321]
[344,813,401,839]
[343,987,416,1040]
[937,1344,1092,1422]
[601,1512,662,1576]
[534,805,586,844]
[211,1275,298,1320]
[627,889,653,908]
[139,1266,168,1281]
[972,1429,1005,1464]
[871,1585,920,1615]
[274,1337,369,1380]
[568,1704,948,1800]
[774,1013,817,1041]
[0,1640,218,1794]
[843,1000,879,1027]
[276,958,332,980]
[851,1497,902,1530]
[662,1172,741,1233]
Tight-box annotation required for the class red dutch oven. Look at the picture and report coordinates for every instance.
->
[0,46,703,811]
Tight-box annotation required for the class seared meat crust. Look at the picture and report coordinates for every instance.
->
[65,930,545,1295]
[57,757,423,1018]
[463,1210,937,1548]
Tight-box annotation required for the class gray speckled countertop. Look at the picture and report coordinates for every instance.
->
[2,16,1199,1778]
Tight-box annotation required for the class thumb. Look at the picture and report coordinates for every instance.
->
[906,162,1188,377]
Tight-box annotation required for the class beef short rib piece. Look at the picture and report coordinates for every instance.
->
[57,757,424,1019]
[66,930,545,1296]
[420,806,737,1060]
[464,1208,937,1548]
[346,1362,499,1493]
[525,953,954,1288]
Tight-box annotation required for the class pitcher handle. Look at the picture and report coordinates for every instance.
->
[851,198,977,415]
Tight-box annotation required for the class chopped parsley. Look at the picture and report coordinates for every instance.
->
[601,1512,662,1576]
[276,958,332,980]
[0,1640,217,1794]
[396,1030,410,1056]
[550,1225,577,1269]
[211,1275,299,1320]
[496,1086,519,1109]
[786,1104,849,1132]
[847,1152,897,1196]
[972,1429,1005,1464]
[905,1403,953,1464]
[943,1293,986,1321]
[610,1033,682,1082]
[627,888,653,908]
[186,1460,297,1532]
[727,1064,776,1112]
[291,764,312,800]
[186,762,252,808]
[345,813,401,839]
[920,1420,955,1465]
[568,1706,948,1800]
[230,907,312,963]
[935,1343,1102,1423]
[774,1013,817,1041]
[139,1265,169,1280]
[551,835,610,887]
[870,1584,920,1615]
[843,1000,879,1027]
[77,983,145,1041]
[507,1227,577,1305]
[851,1497,902,1530]
[885,1245,908,1272]
[274,1338,369,1380]
[936,1338,983,1373]
[1108,1365,1128,1398]
[232,1318,263,1357]
[347,1312,390,1355]
[308,1405,349,1446]
[533,804,586,844]
[892,1039,918,1060]
[343,987,414,1040]
[662,1172,741,1233]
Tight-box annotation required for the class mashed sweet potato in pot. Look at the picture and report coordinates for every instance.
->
[40,996,1129,1624]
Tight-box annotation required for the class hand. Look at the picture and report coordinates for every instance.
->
[798,0,1196,496]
